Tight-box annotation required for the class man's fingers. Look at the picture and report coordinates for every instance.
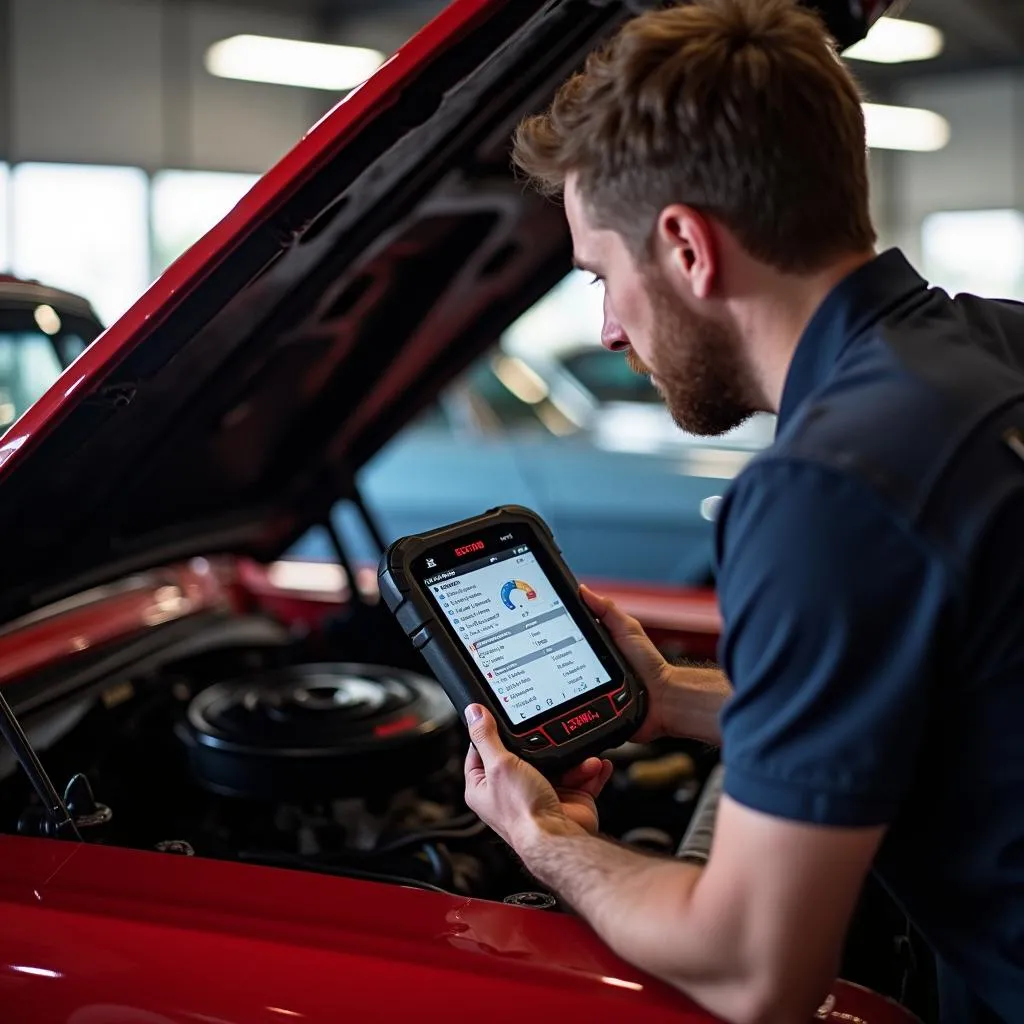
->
[465,704,506,768]
[464,741,486,790]
[465,739,483,773]
[558,757,615,799]
[559,757,604,790]
[580,583,612,617]
[580,584,645,640]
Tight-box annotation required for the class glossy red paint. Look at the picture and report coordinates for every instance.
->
[0,560,237,689]
[0,0,514,479]
[0,553,720,697]
[0,835,918,1024]
[0,556,919,1023]
[232,557,372,635]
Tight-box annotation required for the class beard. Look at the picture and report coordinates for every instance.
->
[626,275,758,436]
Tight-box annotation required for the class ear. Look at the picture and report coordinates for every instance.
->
[654,204,717,300]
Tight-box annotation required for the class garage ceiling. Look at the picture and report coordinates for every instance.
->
[185,0,1024,72]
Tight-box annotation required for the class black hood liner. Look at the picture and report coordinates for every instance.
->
[0,0,637,623]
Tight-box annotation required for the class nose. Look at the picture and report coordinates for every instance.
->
[601,292,629,352]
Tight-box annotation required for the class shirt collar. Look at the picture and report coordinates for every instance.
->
[777,248,929,429]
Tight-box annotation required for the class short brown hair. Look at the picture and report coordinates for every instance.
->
[512,0,876,273]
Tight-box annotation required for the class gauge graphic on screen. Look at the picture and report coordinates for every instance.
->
[500,578,537,610]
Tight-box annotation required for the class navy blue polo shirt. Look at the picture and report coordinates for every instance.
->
[715,248,1024,1022]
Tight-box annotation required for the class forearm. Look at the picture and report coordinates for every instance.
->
[659,665,731,744]
[518,822,755,1020]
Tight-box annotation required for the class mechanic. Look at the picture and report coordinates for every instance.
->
[460,2,1024,1022]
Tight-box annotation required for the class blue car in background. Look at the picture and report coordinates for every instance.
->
[290,344,775,586]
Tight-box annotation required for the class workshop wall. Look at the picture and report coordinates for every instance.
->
[6,0,322,173]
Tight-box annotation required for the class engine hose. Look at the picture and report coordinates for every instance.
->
[420,842,455,889]
[237,850,453,895]
[676,763,724,866]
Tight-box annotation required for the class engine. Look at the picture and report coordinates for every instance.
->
[0,629,714,905]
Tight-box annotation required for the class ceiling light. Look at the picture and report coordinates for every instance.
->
[844,17,944,63]
[863,102,950,152]
[205,35,385,91]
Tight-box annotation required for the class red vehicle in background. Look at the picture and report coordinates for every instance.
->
[0,1,925,1021]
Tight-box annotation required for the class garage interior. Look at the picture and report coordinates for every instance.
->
[1,0,1023,326]
[0,3,1023,1024]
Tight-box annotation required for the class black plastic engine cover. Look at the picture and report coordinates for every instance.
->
[177,662,458,801]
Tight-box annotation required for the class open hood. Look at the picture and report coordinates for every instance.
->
[0,0,885,627]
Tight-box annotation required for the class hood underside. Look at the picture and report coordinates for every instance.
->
[0,0,634,624]
[0,0,881,627]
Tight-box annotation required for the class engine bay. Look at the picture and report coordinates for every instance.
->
[0,606,716,907]
[0,590,942,1019]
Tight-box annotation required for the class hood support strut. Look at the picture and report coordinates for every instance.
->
[0,689,80,840]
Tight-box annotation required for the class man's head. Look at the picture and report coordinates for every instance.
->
[512,0,876,435]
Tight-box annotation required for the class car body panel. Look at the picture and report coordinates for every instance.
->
[0,562,235,695]
[511,440,728,584]
[0,835,918,1023]
[289,430,731,585]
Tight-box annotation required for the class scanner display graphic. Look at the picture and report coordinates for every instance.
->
[500,579,537,610]
[429,548,610,726]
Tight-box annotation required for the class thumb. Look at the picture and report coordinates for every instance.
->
[465,704,505,767]
[580,584,667,685]
[580,583,646,642]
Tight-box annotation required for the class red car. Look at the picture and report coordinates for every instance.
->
[0,1,921,1021]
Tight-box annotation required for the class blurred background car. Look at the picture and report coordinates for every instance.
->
[0,276,104,434]
[287,271,777,586]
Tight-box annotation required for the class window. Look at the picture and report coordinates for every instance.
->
[151,169,260,274]
[0,333,65,430]
[0,163,8,271]
[561,347,660,404]
[502,268,604,359]
[922,209,1024,302]
[10,163,150,325]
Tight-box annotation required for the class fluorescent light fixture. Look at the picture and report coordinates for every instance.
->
[205,35,385,91]
[844,17,944,63]
[863,102,950,151]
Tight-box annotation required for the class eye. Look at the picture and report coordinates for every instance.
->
[587,274,603,287]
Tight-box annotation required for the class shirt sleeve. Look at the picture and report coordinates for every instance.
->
[716,457,957,828]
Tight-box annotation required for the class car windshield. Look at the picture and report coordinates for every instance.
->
[560,347,661,404]
[0,331,73,431]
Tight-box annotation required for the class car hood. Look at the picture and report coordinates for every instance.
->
[0,0,884,627]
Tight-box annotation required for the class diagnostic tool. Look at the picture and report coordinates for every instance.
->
[378,505,647,773]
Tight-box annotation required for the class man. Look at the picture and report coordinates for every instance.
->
[461,1,1024,1022]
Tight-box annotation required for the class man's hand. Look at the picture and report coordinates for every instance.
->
[581,584,731,747]
[463,704,613,846]
[580,583,677,743]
